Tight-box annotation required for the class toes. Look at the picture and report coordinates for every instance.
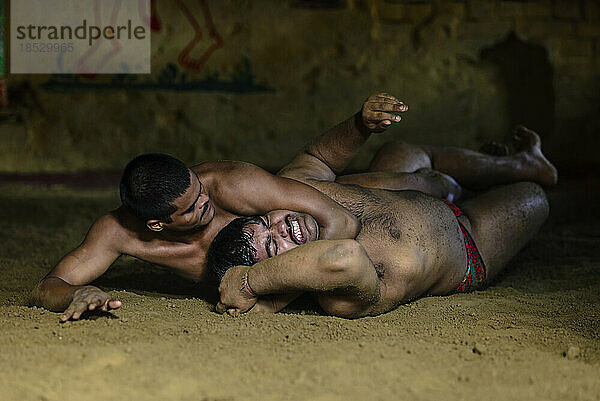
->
[512,126,541,151]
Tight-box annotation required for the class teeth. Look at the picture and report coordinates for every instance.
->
[290,219,303,242]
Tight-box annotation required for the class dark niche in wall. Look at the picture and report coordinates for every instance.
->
[479,31,555,139]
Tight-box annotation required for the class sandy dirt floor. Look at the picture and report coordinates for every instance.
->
[0,178,598,401]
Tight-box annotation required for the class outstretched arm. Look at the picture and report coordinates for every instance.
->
[31,214,123,321]
[215,240,380,319]
[279,93,407,179]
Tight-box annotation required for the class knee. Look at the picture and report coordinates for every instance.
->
[535,184,550,220]
[517,182,550,221]
[370,141,432,172]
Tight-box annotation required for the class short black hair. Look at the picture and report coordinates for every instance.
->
[120,153,191,223]
[207,216,263,281]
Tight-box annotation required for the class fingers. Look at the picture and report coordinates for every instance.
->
[60,297,121,322]
[215,303,244,317]
[368,111,402,122]
[363,96,408,132]
[370,93,409,112]
[215,303,240,316]
[377,120,393,131]
[59,308,75,322]
[215,302,227,314]
[107,299,122,310]
[367,101,408,113]
[98,297,121,312]
[60,301,88,322]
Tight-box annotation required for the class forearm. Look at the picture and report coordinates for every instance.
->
[251,292,302,313]
[282,93,406,180]
[305,112,370,174]
[247,240,377,297]
[32,276,84,312]
[216,241,379,317]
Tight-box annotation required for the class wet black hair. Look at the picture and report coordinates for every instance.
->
[119,153,191,223]
[207,216,263,281]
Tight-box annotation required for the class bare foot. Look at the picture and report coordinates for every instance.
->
[513,125,558,186]
[479,141,509,156]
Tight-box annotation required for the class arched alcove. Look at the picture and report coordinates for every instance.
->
[480,31,555,139]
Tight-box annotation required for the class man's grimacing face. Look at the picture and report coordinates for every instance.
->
[245,210,320,261]
[165,170,215,231]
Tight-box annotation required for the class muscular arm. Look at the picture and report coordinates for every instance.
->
[278,93,407,177]
[31,214,123,320]
[216,240,380,318]
[195,162,359,240]
[303,112,371,174]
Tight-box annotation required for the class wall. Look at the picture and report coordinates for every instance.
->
[0,0,598,172]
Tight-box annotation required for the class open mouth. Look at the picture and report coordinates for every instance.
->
[286,215,306,245]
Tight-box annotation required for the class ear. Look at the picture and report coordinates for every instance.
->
[146,220,165,232]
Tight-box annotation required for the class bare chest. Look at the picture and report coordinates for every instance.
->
[355,198,465,301]
[124,217,236,282]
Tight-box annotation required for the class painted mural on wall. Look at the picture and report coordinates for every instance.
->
[40,58,273,93]
[40,0,273,93]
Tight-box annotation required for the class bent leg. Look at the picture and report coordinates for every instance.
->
[458,182,549,282]
[368,126,557,188]
[368,142,432,173]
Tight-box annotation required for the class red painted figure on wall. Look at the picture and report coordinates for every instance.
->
[151,0,224,72]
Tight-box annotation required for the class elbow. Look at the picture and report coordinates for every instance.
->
[30,278,54,307]
[319,240,367,283]
[30,282,43,306]
[30,276,69,311]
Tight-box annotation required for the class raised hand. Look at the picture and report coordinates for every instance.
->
[361,93,408,133]
[60,286,121,322]
[215,266,258,316]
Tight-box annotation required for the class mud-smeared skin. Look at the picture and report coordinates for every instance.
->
[303,175,549,316]
[1,183,598,401]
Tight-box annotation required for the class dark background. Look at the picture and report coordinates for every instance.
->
[0,0,598,178]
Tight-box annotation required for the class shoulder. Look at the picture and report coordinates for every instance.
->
[192,161,273,188]
[91,212,123,234]
[192,160,263,176]
[86,209,135,250]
